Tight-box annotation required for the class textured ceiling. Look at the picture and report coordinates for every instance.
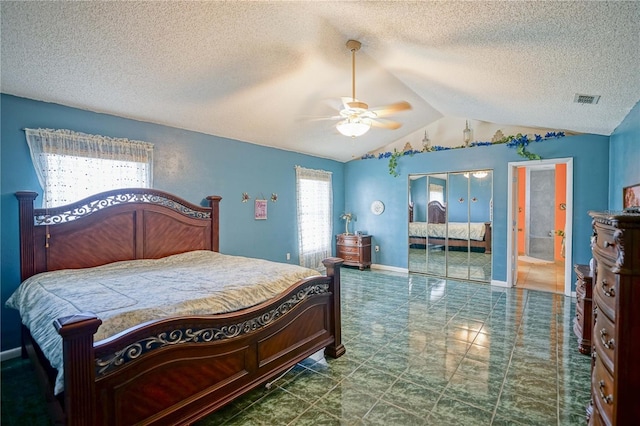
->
[2,1,639,162]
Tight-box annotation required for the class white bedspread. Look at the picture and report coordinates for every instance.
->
[409,222,487,241]
[5,250,320,394]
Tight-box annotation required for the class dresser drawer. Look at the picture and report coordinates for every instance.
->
[593,309,615,374]
[573,316,583,338]
[576,291,584,311]
[591,356,615,423]
[575,302,584,327]
[576,280,586,299]
[594,265,617,321]
[593,225,620,264]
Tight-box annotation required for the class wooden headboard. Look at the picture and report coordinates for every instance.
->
[428,201,446,223]
[16,188,222,282]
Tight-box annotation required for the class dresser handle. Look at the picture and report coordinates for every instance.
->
[601,280,615,297]
[598,380,613,404]
[599,329,615,350]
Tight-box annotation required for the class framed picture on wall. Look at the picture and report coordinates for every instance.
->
[255,199,267,220]
[623,183,640,209]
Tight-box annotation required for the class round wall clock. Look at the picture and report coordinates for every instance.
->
[370,200,385,215]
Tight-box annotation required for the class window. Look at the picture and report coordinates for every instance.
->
[429,183,444,205]
[25,128,153,208]
[295,166,333,270]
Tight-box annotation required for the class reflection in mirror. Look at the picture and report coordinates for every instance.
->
[409,171,492,282]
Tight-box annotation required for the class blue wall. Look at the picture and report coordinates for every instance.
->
[446,173,492,223]
[0,94,345,351]
[344,134,610,282]
[609,100,640,210]
[409,176,427,221]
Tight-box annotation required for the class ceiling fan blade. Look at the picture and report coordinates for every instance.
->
[310,115,342,121]
[369,101,412,117]
[369,118,403,130]
[341,97,354,109]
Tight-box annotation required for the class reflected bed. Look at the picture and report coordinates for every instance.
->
[409,200,491,253]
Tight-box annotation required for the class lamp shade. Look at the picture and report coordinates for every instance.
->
[336,118,371,138]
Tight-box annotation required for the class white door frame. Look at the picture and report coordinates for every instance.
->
[506,158,574,296]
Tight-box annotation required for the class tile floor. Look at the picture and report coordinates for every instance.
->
[409,248,492,282]
[1,268,592,425]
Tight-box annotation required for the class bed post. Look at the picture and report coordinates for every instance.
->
[54,313,102,426]
[322,257,345,358]
[15,191,38,281]
[206,195,222,252]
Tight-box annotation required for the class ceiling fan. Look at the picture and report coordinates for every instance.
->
[333,40,412,138]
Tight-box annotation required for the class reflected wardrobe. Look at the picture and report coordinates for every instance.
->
[408,171,493,281]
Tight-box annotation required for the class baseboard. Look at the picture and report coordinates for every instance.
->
[1,347,21,362]
[491,279,510,288]
[371,264,408,274]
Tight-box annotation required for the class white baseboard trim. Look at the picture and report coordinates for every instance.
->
[491,279,510,288]
[1,347,21,362]
[371,264,408,274]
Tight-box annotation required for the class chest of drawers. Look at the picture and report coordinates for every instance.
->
[336,234,371,270]
[587,211,640,425]
[573,264,593,355]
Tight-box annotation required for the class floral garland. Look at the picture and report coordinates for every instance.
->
[363,131,565,176]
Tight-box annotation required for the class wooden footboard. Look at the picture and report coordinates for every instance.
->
[53,258,343,426]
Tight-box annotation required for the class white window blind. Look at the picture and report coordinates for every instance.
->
[295,166,333,270]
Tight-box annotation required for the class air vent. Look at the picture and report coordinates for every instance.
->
[574,94,601,104]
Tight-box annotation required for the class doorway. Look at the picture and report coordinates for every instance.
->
[507,158,573,295]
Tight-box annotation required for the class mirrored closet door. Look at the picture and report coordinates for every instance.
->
[408,171,493,282]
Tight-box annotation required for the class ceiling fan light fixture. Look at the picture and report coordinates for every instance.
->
[336,117,371,138]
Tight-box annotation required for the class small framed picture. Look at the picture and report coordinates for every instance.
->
[623,183,640,209]
[255,199,267,220]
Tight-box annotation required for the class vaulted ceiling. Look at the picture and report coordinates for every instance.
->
[2,1,639,162]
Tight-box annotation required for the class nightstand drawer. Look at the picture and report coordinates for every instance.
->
[337,245,359,255]
[341,253,359,262]
[336,234,370,247]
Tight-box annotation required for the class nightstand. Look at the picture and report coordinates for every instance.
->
[573,263,593,355]
[336,234,371,270]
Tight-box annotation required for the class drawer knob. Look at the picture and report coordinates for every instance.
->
[599,329,615,350]
[598,380,613,404]
[601,280,615,297]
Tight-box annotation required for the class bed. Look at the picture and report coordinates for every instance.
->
[409,200,492,253]
[10,188,344,426]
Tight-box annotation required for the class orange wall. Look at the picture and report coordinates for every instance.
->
[517,167,526,254]
[555,164,567,261]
